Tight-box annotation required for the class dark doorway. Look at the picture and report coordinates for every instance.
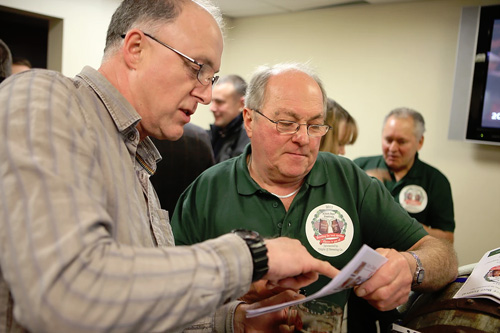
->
[0,6,50,69]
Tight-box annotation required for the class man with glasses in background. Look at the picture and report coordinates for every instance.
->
[0,1,340,332]
[172,63,458,327]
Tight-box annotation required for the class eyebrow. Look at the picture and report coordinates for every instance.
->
[197,56,218,73]
[272,109,325,122]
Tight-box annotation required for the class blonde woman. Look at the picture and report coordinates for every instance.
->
[320,98,358,155]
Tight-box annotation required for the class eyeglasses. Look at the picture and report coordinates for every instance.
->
[121,32,219,86]
[253,109,331,137]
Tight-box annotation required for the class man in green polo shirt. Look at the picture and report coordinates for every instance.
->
[351,107,455,332]
[354,108,455,242]
[171,63,457,329]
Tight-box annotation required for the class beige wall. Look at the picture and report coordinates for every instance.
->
[192,0,500,266]
[1,0,499,266]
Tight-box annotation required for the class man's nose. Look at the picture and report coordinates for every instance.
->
[292,125,310,145]
[389,141,398,150]
[193,83,213,105]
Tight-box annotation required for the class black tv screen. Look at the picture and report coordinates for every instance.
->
[449,4,500,146]
[478,19,500,129]
[466,5,500,143]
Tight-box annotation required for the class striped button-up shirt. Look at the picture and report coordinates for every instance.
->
[0,67,251,332]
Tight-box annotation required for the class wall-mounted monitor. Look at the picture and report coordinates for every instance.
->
[448,4,500,146]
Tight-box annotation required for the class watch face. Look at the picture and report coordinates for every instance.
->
[232,229,260,241]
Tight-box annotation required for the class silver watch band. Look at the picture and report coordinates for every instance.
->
[407,251,424,286]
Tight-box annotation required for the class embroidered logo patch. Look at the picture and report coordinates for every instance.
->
[399,185,427,213]
[305,204,353,257]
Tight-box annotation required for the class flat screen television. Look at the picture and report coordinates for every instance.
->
[448,4,500,146]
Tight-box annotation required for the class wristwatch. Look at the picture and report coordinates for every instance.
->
[408,251,425,287]
[232,229,269,282]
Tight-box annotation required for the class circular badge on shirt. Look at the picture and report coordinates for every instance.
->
[305,204,353,257]
[399,185,428,213]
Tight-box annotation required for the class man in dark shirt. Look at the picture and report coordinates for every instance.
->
[208,74,250,162]
[151,123,215,218]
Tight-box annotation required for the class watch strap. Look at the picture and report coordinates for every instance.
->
[232,229,269,282]
[408,251,424,286]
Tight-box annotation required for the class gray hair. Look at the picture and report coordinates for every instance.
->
[384,107,426,139]
[245,63,327,115]
[0,39,12,80]
[217,74,247,98]
[103,0,224,60]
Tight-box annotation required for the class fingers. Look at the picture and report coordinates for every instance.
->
[366,168,391,181]
[313,259,339,279]
[265,237,338,283]
[240,280,292,303]
[249,289,304,309]
[364,287,410,311]
[354,249,413,311]
[237,291,304,332]
[279,325,295,333]
[272,271,319,290]
[375,247,391,257]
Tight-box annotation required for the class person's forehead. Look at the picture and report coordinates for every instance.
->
[212,83,237,101]
[263,72,324,116]
[213,82,235,94]
[160,1,223,69]
[384,117,414,133]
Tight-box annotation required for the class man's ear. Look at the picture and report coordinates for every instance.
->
[417,135,424,151]
[239,96,245,111]
[243,107,253,138]
[122,29,145,70]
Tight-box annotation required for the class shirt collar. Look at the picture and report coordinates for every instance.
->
[76,66,141,134]
[236,144,259,195]
[403,152,422,179]
[210,113,244,137]
[383,152,421,180]
[76,66,161,172]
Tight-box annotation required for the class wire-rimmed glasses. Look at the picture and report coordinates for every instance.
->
[121,32,219,86]
[253,109,331,137]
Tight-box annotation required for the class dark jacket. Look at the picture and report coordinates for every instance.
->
[151,123,215,218]
[208,113,250,163]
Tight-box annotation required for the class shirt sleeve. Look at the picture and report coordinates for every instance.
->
[426,172,455,232]
[182,301,243,332]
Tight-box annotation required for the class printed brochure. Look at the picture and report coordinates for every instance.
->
[454,246,500,304]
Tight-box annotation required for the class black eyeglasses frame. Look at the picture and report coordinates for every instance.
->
[252,109,331,137]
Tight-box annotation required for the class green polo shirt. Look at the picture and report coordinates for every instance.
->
[353,154,455,232]
[171,145,427,307]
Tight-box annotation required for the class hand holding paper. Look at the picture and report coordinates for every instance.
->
[246,244,388,318]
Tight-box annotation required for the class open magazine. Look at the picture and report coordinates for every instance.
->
[453,246,500,304]
[246,244,388,318]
